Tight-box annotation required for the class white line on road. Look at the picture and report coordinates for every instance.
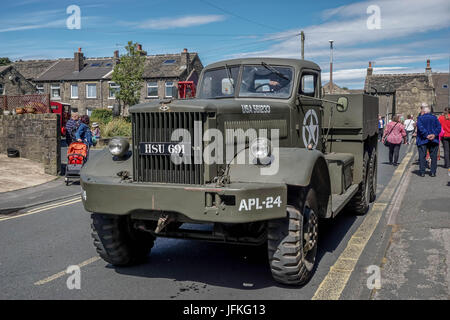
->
[34,256,101,286]
[0,197,81,222]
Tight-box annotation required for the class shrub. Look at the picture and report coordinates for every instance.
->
[101,118,131,138]
[91,108,113,125]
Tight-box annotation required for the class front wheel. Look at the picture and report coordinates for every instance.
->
[91,213,155,266]
[268,188,319,286]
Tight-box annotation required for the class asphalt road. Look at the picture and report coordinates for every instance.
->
[0,142,412,299]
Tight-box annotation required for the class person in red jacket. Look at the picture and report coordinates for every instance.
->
[439,107,450,169]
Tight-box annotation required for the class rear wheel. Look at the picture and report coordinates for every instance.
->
[91,213,155,266]
[347,152,370,215]
[268,188,319,286]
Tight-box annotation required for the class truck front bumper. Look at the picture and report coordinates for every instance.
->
[80,175,287,223]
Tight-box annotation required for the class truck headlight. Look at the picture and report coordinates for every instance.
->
[250,137,271,160]
[108,137,129,158]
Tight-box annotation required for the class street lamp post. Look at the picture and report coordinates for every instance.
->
[329,40,334,94]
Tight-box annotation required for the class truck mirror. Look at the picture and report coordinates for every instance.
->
[337,97,348,112]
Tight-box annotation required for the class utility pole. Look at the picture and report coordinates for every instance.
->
[300,31,305,60]
[329,40,334,94]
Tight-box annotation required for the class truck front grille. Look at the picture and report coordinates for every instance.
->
[132,112,205,184]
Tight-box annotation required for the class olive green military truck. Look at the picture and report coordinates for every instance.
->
[81,58,378,286]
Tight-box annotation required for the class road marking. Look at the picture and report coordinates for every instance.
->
[0,197,81,222]
[34,256,101,286]
[312,150,414,300]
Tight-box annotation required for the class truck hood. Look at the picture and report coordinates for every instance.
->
[129,98,290,115]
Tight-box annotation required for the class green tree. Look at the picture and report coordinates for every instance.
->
[0,57,11,66]
[111,41,146,115]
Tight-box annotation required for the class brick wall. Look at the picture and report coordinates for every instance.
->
[0,113,61,175]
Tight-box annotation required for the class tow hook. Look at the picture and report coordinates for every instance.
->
[155,214,174,233]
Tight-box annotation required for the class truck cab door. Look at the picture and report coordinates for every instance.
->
[296,71,322,150]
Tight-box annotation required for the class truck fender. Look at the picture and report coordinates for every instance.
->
[228,148,331,218]
[80,148,132,179]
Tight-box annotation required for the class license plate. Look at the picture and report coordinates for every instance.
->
[139,142,187,156]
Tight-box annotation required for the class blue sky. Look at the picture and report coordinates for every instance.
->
[0,0,449,88]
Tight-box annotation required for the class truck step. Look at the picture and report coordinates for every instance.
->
[331,184,359,216]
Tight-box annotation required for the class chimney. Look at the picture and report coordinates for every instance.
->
[74,47,84,72]
[425,59,432,73]
[113,50,120,64]
[367,61,373,76]
[181,48,190,74]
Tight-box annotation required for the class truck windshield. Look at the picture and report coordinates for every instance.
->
[239,65,293,98]
[198,66,240,99]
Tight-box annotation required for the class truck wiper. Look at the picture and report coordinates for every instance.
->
[261,62,289,81]
[225,64,235,89]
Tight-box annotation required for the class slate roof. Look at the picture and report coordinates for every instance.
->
[364,73,431,93]
[12,60,58,80]
[0,65,11,74]
[142,53,199,78]
[32,52,200,81]
[36,59,114,81]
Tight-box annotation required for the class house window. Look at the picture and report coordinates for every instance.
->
[51,84,60,99]
[71,84,78,99]
[86,107,93,116]
[109,82,120,99]
[36,84,44,94]
[147,81,158,98]
[0,84,4,95]
[165,81,174,98]
[86,83,97,99]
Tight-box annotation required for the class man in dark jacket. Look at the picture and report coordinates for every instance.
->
[65,113,80,146]
[416,105,442,177]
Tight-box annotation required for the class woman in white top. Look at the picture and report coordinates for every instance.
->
[404,114,415,144]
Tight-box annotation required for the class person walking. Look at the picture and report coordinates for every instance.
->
[383,115,406,166]
[438,107,450,169]
[378,115,385,142]
[65,112,80,146]
[404,114,415,144]
[75,115,94,147]
[416,106,441,177]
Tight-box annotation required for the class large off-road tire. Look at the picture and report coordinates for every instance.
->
[268,188,319,286]
[91,213,155,266]
[368,150,377,203]
[347,152,370,215]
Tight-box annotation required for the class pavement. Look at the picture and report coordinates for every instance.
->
[373,149,450,299]
[0,144,101,214]
[0,154,57,193]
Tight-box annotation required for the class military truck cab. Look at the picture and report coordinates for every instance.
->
[81,58,378,286]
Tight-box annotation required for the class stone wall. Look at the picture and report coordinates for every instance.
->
[0,113,61,175]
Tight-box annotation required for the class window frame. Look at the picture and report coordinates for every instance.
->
[70,84,78,99]
[109,82,120,99]
[298,71,319,98]
[50,84,61,99]
[86,83,97,99]
[0,83,4,95]
[165,81,174,98]
[147,81,158,98]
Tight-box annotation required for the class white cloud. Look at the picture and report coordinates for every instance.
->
[138,15,226,30]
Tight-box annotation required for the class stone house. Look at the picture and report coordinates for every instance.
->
[364,60,449,118]
[27,45,203,115]
[0,65,36,96]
